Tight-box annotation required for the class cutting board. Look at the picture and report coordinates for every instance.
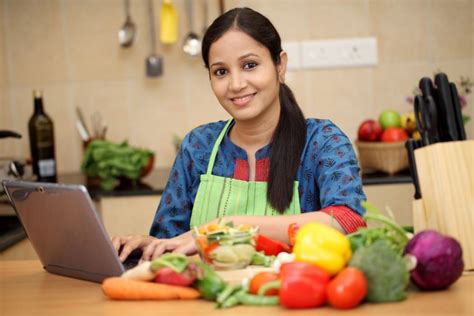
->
[216,266,277,284]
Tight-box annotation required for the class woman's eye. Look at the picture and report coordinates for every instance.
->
[244,62,258,70]
[214,69,227,76]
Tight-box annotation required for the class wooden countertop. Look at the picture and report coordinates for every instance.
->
[1,260,473,316]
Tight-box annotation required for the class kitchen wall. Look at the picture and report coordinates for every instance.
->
[0,0,473,173]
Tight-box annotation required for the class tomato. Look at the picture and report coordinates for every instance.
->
[380,127,408,143]
[326,267,367,309]
[249,272,280,296]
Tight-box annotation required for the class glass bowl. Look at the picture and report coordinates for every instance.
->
[193,222,259,270]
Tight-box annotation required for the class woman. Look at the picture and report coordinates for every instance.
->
[113,7,366,262]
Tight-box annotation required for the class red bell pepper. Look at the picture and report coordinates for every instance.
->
[279,262,330,308]
[258,262,331,309]
[255,234,290,256]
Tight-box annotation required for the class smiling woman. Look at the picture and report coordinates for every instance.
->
[112,7,367,263]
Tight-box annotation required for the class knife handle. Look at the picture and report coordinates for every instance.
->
[449,83,466,141]
[434,73,459,141]
[419,77,435,98]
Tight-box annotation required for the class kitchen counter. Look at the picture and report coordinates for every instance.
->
[0,168,413,253]
[1,260,473,316]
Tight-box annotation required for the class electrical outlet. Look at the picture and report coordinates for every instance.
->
[282,41,301,71]
[301,37,378,69]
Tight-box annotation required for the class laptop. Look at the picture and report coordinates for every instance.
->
[2,179,139,283]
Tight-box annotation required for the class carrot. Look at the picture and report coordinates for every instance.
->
[102,277,200,300]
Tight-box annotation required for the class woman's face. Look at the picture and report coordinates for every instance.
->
[208,29,287,123]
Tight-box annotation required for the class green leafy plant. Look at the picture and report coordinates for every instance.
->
[81,140,154,190]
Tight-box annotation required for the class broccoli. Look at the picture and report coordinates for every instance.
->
[349,239,409,303]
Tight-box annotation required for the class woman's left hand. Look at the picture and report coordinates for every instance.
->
[141,231,197,261]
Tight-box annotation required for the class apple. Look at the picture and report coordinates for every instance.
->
[358,119,383,141]
[380,127,408,143]
[379,110,402,129]
[401,112,417,134]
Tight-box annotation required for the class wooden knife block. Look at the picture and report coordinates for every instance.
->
[412,140,473,270]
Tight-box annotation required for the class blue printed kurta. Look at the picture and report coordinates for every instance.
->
[150,119,366,238]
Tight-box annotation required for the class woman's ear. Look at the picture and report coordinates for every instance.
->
[278,51,288,83]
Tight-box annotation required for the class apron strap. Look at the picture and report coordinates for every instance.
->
[206,119,233,175]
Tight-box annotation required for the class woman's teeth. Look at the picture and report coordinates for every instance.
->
[231,94,254,106]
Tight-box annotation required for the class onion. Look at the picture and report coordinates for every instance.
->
[404,230,464,290]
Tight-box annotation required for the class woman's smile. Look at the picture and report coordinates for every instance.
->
[230,93,257,107]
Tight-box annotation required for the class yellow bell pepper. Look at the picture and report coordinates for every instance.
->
[293,222,352,276]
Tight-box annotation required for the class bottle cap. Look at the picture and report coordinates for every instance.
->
[33,90,43,98]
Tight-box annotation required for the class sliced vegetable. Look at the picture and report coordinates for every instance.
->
[154,263,197,287]
[326,267,367,309]
[404,230,464,290]
[251,251,276,267]
[101,277,200,300]
[293,222,351,276]
[255,234,290,256]
[150,253,188,273]
[349,239,409,303]
[249,272,280,296]
[121,261,155,281]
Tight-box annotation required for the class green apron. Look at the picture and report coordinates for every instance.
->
[190,119,301,228]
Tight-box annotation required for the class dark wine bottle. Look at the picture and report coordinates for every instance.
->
[28,90,57,182]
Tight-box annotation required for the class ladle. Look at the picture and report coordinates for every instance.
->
[145,0,163,77]
[118,0,136,47]
[182,0,201,57]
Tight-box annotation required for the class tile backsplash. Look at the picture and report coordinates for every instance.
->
[1,0,472,173]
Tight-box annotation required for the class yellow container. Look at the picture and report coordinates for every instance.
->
[160,0,178,44]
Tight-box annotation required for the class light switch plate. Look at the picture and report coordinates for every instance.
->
[301,37,378,69]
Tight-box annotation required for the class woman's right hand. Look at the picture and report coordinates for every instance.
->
[111,235,156,262]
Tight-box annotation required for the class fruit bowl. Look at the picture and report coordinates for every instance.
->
[193,221,259,270]
[355,140,409,175]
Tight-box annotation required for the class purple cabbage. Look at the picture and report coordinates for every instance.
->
[404,230,464,290]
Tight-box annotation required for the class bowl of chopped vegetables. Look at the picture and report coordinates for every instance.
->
[193,220,259,270]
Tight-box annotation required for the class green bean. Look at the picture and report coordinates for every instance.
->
[217,283,241,304]
[235,292,279,306]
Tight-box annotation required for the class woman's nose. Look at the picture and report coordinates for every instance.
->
[229,72,247,92]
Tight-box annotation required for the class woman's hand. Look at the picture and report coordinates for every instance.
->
[111,232,197,262]
[141,232,197,261]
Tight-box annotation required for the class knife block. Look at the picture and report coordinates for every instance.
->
[412,140,473,270]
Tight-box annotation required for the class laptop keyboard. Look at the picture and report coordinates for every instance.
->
[122,257,140,270]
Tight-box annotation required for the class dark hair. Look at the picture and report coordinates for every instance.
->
[202,7,306,213]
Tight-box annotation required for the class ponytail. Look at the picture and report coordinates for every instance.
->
[267,83,306,212]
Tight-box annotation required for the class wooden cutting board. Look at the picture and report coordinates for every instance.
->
[216,266,277,284]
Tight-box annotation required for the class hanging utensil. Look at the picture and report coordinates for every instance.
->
[160,0,178,44]
[118,0,136,48]
[182,0,201,57]
[202,0,208,35]
[145,0,163,77]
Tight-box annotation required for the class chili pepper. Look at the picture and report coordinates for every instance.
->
[194,262,226,300]
[293,222,352,276]
[287,222,300,247]
[255,234,290,256]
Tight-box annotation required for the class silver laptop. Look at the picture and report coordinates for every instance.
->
[2,179,138,282]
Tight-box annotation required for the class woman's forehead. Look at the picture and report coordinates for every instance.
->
[208,29,269,65]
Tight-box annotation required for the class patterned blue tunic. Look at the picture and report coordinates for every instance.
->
[150,119,366,238]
